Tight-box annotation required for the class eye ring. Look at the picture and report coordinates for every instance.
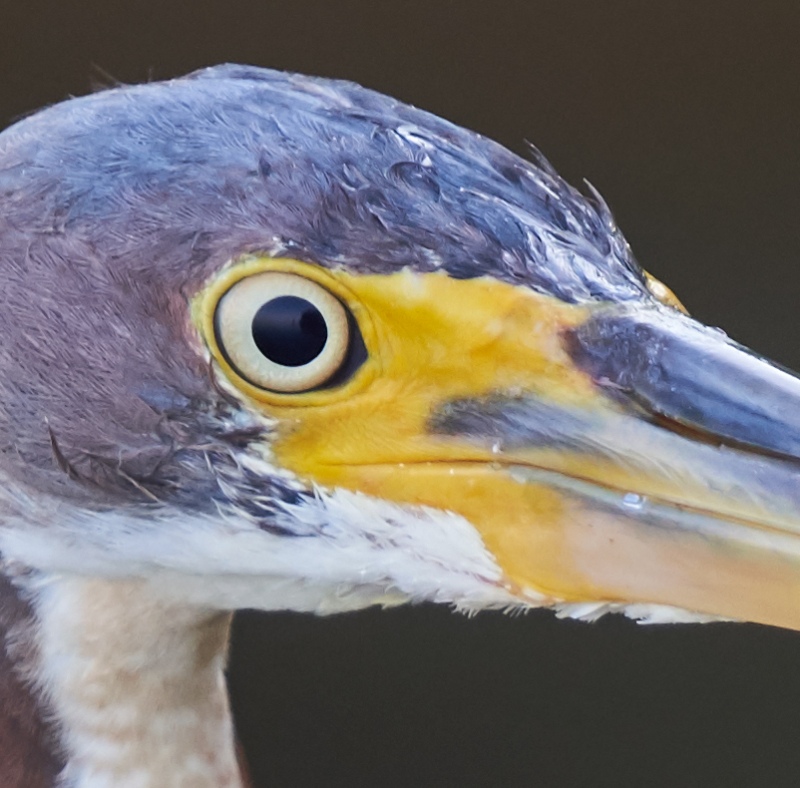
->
[214,272,351,393]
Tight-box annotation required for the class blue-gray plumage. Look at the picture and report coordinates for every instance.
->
[0,65,645,299]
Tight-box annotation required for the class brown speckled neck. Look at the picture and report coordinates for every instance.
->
[0,571,62,787]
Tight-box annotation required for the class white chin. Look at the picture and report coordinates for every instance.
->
[0,485,521,614]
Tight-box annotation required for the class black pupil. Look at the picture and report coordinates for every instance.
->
[251,296,328,367]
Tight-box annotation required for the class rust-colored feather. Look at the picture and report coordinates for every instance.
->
[0,575,61,786]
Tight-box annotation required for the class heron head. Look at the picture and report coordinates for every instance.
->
[1,66,799,629]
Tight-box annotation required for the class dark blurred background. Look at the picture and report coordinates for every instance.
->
[4,1,800,785]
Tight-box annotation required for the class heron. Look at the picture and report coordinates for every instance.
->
[2,64,800,786]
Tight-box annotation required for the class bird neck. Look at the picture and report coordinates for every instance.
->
[30,576,244,788]
[0,572,62,786]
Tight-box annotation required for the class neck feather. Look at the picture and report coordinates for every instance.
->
[0,572,62,786]
[31,576,243,788]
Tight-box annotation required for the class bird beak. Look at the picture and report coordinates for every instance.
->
[206,263,800,629]
[429,302,800,629]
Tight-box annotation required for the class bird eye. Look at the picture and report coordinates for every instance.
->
[214,272,351,393]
